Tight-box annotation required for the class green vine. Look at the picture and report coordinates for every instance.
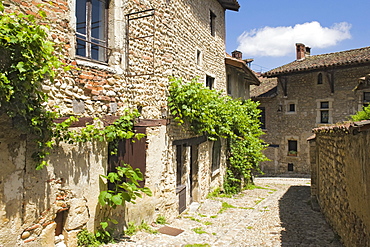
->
[168,77,267,194]
[97,164,152,242]
[0,2,62,168]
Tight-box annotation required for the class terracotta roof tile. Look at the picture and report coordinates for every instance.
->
[263,46,370,77]
[250,74,277,98]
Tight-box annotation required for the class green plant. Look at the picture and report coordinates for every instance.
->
[185,216,201,223]
[98,164,152,241]
[77,229,101,247]
[203,221,212,226]
[125,222,138,236]
[244,184,268,190]
[210,215,217,219]
[138,221,158,234]
[0,2,63,169]
[198,213,207,218]
[168,78,267,195]
[192,227,207,234]
[350,104,370,121]
[254,198,265,205]
[155,215,168,225]
[246,226,253,230]
[218,201,236,214]
[184,244,211,247]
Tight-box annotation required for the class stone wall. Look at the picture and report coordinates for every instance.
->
[257,64,370,175]
[310,122,370,246]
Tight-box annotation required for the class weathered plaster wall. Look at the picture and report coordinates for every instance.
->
[311,123,370,246]
[257,64,370,175]
[0,114,108,247]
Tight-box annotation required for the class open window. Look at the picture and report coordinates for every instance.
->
[206,75,215,89]
[75,0,109,62]
[288,140,297,156]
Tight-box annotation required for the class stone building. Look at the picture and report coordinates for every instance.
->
[0,0,243,246]
[252,43,370,175]
[226,50,260,99]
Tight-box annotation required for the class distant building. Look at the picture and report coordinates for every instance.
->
[252,43,370,175]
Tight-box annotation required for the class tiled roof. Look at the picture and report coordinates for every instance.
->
[250,74,277,98]
[225,54,260,86]
[263,46,370,77]
[218,0,240,11]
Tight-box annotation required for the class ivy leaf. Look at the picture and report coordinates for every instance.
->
[111,194,123,206]
[16,62,27,72]
[100,221,109,230]
[98,191,108,206]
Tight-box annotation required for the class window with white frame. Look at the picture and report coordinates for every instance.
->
[316,99,333,124]
[76,0,109,62]
[285,100,297,114]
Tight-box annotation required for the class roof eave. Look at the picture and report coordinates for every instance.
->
[225,57,260,85]
[217,0,240,11]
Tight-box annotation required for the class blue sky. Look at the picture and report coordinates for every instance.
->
[225,0,370,73]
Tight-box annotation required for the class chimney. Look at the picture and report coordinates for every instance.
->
[232,50,242,60]
[296,43,311,60]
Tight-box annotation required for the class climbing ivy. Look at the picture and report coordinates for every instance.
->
[0,2,62,168]
[350,104,370,121]
[168,77,267,194]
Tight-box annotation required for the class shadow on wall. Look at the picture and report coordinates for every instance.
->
[278,186,343,246]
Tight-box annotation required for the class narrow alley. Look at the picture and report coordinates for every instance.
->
[105,178,342,247]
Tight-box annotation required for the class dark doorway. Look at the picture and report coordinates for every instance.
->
[190,145,199,202]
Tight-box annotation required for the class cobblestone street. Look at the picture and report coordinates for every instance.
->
[105,178,342,247]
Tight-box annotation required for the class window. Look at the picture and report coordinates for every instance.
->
[317,73,323,84]
[196,49,202,66]
[320,101,329,123]
[176,145,184,186]
[364,92,370,107]
[288,140,297,156]
[76,0,108,62]
[285,100,297,114]
[210,10,216,36]
[258,107,266,129]
[206,75,214,89]
[211,138,221,172]
[288,163,294,171]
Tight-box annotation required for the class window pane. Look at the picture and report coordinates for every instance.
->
[288,140,297,152]
[76,0,87,35]
[76,34,86,57]
[91,39,106,61]
[364,92,370,102]
[321,110,329,123]
[320,101,329,109]
[91,0,106,40]
[289,104,295,112]
[317,73,323,84]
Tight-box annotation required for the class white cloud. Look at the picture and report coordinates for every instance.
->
[237,21,352,57]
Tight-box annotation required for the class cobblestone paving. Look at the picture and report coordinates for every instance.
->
[105,177,343,247]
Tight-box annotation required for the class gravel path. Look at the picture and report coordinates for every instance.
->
[104,177,342,247]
